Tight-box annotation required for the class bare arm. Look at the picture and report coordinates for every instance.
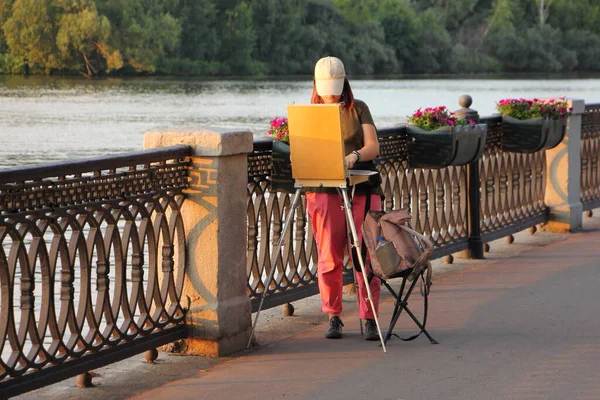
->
[345,123,379,168]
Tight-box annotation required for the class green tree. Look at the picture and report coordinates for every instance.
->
[330,0,398,74]
[97,0,181,73]
[484,0,515,38]
[213,0,243,12]
[411,9,454,73]
[177,0,220,61]
[523,24,576,71]
[332,0,379,24]
[348,19,398,75]
[0,0,14,53]
[3,0,122,75]
[250,0,313,74]
[563,29,600,71]
[412,0,480,32]
[2,0,61,73]
[548,0,600,34]
[483,0,518,69]
[55,0,122,76]
[218,1,261,75]
[2,0,598,76]
[487,22,576,72]
[375,0,421,73]
[535,0,552,27]
[299,0,359,73]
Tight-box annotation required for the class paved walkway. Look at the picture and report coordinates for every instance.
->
[130,218,600,400]
[16,217,600,400]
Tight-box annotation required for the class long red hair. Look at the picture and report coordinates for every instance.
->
[310,78,355,109]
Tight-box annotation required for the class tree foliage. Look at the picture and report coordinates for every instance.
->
[96,0,180,73]
[0,0,13,53]
[1,0,600,76]
[55,0,122,76]
[3,0,60,73]
[219,1,259,75]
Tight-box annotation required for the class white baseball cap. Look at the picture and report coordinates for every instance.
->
[314,56,345,96]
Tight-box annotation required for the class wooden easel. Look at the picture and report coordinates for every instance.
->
[247,104,386,353]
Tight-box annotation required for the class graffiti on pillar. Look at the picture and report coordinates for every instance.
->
[187,157,218,196]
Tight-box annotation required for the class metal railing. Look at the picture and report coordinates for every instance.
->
[247,141,319,310]
[478,116,548,242]
[4,103,598,395]
[246,116,551,312]
[376,126,470,258]
[0,146,191,397]
[581,103,600,212]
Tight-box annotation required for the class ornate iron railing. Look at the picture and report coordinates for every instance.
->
[376,127,470,257]
[478,116,548,241]
[247,141,320,311]
[581,104,600,211]
[0,146,191,397]
[246,128,471,311]
[246,117,552,312]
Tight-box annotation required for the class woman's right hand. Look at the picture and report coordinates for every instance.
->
[345,152,359,169]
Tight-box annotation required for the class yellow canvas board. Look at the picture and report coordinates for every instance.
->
[287,104,346,187]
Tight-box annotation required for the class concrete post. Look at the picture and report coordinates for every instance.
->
[543,99,585,232]
[144,127,253,357]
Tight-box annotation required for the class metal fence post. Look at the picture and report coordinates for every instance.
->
[454,95,484,259]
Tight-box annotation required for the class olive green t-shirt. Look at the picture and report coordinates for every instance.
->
[340,99,374,155]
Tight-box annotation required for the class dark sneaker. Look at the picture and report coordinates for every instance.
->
[324,316,344,339]
[364,319,379,341]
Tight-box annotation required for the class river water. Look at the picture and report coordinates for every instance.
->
[1,75,600,168]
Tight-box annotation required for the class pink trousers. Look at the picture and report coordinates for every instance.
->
[306,192,382,320]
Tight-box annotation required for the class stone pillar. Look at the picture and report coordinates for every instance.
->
[543,99,585,232]
[144,127,253,357]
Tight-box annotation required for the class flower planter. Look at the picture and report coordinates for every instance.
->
[405,124,487,169]
[270,140,295,193]
[501,116,566,153]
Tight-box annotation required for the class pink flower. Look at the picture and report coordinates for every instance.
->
[268,117,290,142]
[496,97,570,120]
[407,105,475,131]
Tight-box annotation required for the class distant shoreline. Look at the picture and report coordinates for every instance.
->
[3,71,600,81]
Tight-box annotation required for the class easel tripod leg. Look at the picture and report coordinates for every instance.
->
[340,189,387,353]
[350,187,363,336]
[247,188,303,349]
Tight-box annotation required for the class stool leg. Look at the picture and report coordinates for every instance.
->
[382,274,438,345]
[402,305,439,344]
[384,302,403,344]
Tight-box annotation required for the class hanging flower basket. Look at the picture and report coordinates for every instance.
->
[501,116,566,153]
[406,124,487,169]
[270,139,295,193]
[496,98,571,153]
[404,105,487,169]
